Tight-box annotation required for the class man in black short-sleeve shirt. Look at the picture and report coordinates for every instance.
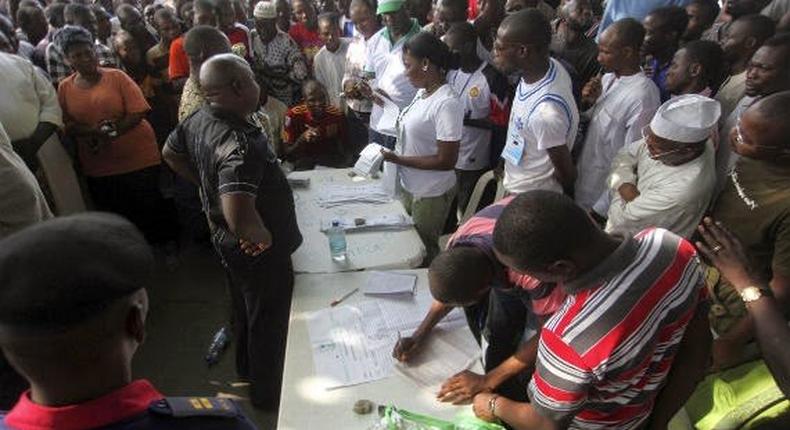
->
[164,54,301,410]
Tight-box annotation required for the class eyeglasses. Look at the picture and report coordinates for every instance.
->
[733,118,790,155]
[641,125,696,160]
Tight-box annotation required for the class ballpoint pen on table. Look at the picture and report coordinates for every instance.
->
[330,287,359,307]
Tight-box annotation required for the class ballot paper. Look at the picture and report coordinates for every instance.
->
[306,301,396,390]
[305,285,470,390]
[315,183,392,208]
[377,289,466,336]
[373,91,400,136]
[362,271,417,296]
[353,143,386,177]
[395,335,481,393]
[319,214,413,233]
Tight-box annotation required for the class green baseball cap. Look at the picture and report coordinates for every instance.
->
[377,0,405,14]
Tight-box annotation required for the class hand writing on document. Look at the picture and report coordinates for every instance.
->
[392,335,423,362]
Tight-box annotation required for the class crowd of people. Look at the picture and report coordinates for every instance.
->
[1,0,790,428]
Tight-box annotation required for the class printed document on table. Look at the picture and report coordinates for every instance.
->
[306,301,395,390]
[395,335,481,393]
[305,284,468,390]
[315,183,391,208]
[377,287,466,336]
[362,271,417,296]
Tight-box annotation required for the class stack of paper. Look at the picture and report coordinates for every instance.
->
[319,214,413,233]
[362,271,417,296]
[353,143,386,177]
[315,183,391,208]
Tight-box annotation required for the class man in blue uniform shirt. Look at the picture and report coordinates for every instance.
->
[0,213,258,430]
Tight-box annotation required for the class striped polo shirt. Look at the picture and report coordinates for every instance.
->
[529,228,705,429]
[447,196,566,317]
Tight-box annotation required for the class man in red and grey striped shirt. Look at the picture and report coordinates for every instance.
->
[393,195,565,404]
[474,190,711,430]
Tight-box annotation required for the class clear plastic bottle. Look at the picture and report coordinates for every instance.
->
[328,220,347,262]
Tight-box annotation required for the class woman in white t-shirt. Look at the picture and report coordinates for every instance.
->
[381,31,464,263]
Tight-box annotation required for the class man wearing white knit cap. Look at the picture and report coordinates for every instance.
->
[250,0,309,106]
[605,94,720,238]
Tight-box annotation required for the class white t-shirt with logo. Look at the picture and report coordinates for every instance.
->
[448,63,492,171]
[397,84,464,198]
[502,58,579,194]
[365,27,419,136]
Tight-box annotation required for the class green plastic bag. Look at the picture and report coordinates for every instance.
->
[372,405,506,430]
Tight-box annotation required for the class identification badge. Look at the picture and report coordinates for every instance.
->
[501,131,525,165]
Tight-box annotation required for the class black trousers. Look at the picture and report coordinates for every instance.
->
[86,165,178,245]
[214,232,294,410]
[346,109,371,159]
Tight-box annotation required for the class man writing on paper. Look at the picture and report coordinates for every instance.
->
[393,196,565,403]
[472,191,710,430]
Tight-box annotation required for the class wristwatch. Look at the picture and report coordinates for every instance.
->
[740,286,768,304]
[488,394,500,418]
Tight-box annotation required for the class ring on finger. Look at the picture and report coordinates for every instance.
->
[711,244,723,253]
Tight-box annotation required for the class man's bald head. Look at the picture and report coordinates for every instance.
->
[199,53,252,91]
[750,91,790,149]
[499,8,551,52]
[199,53,260,115]
[732,90,790,163]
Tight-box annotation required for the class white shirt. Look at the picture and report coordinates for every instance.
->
[0,52,63,142]
[396,84,463,198]
[448,62,493,171]
[501,58,579,194]
[343,33,373,113]
[0,121,51,239]
[606,138,715,238]
[575,72,660,213]
[365,24,420,136]
[313,38,351,109]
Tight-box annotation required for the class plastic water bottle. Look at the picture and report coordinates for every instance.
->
[328,220,347,262]
[205,326,230,367]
